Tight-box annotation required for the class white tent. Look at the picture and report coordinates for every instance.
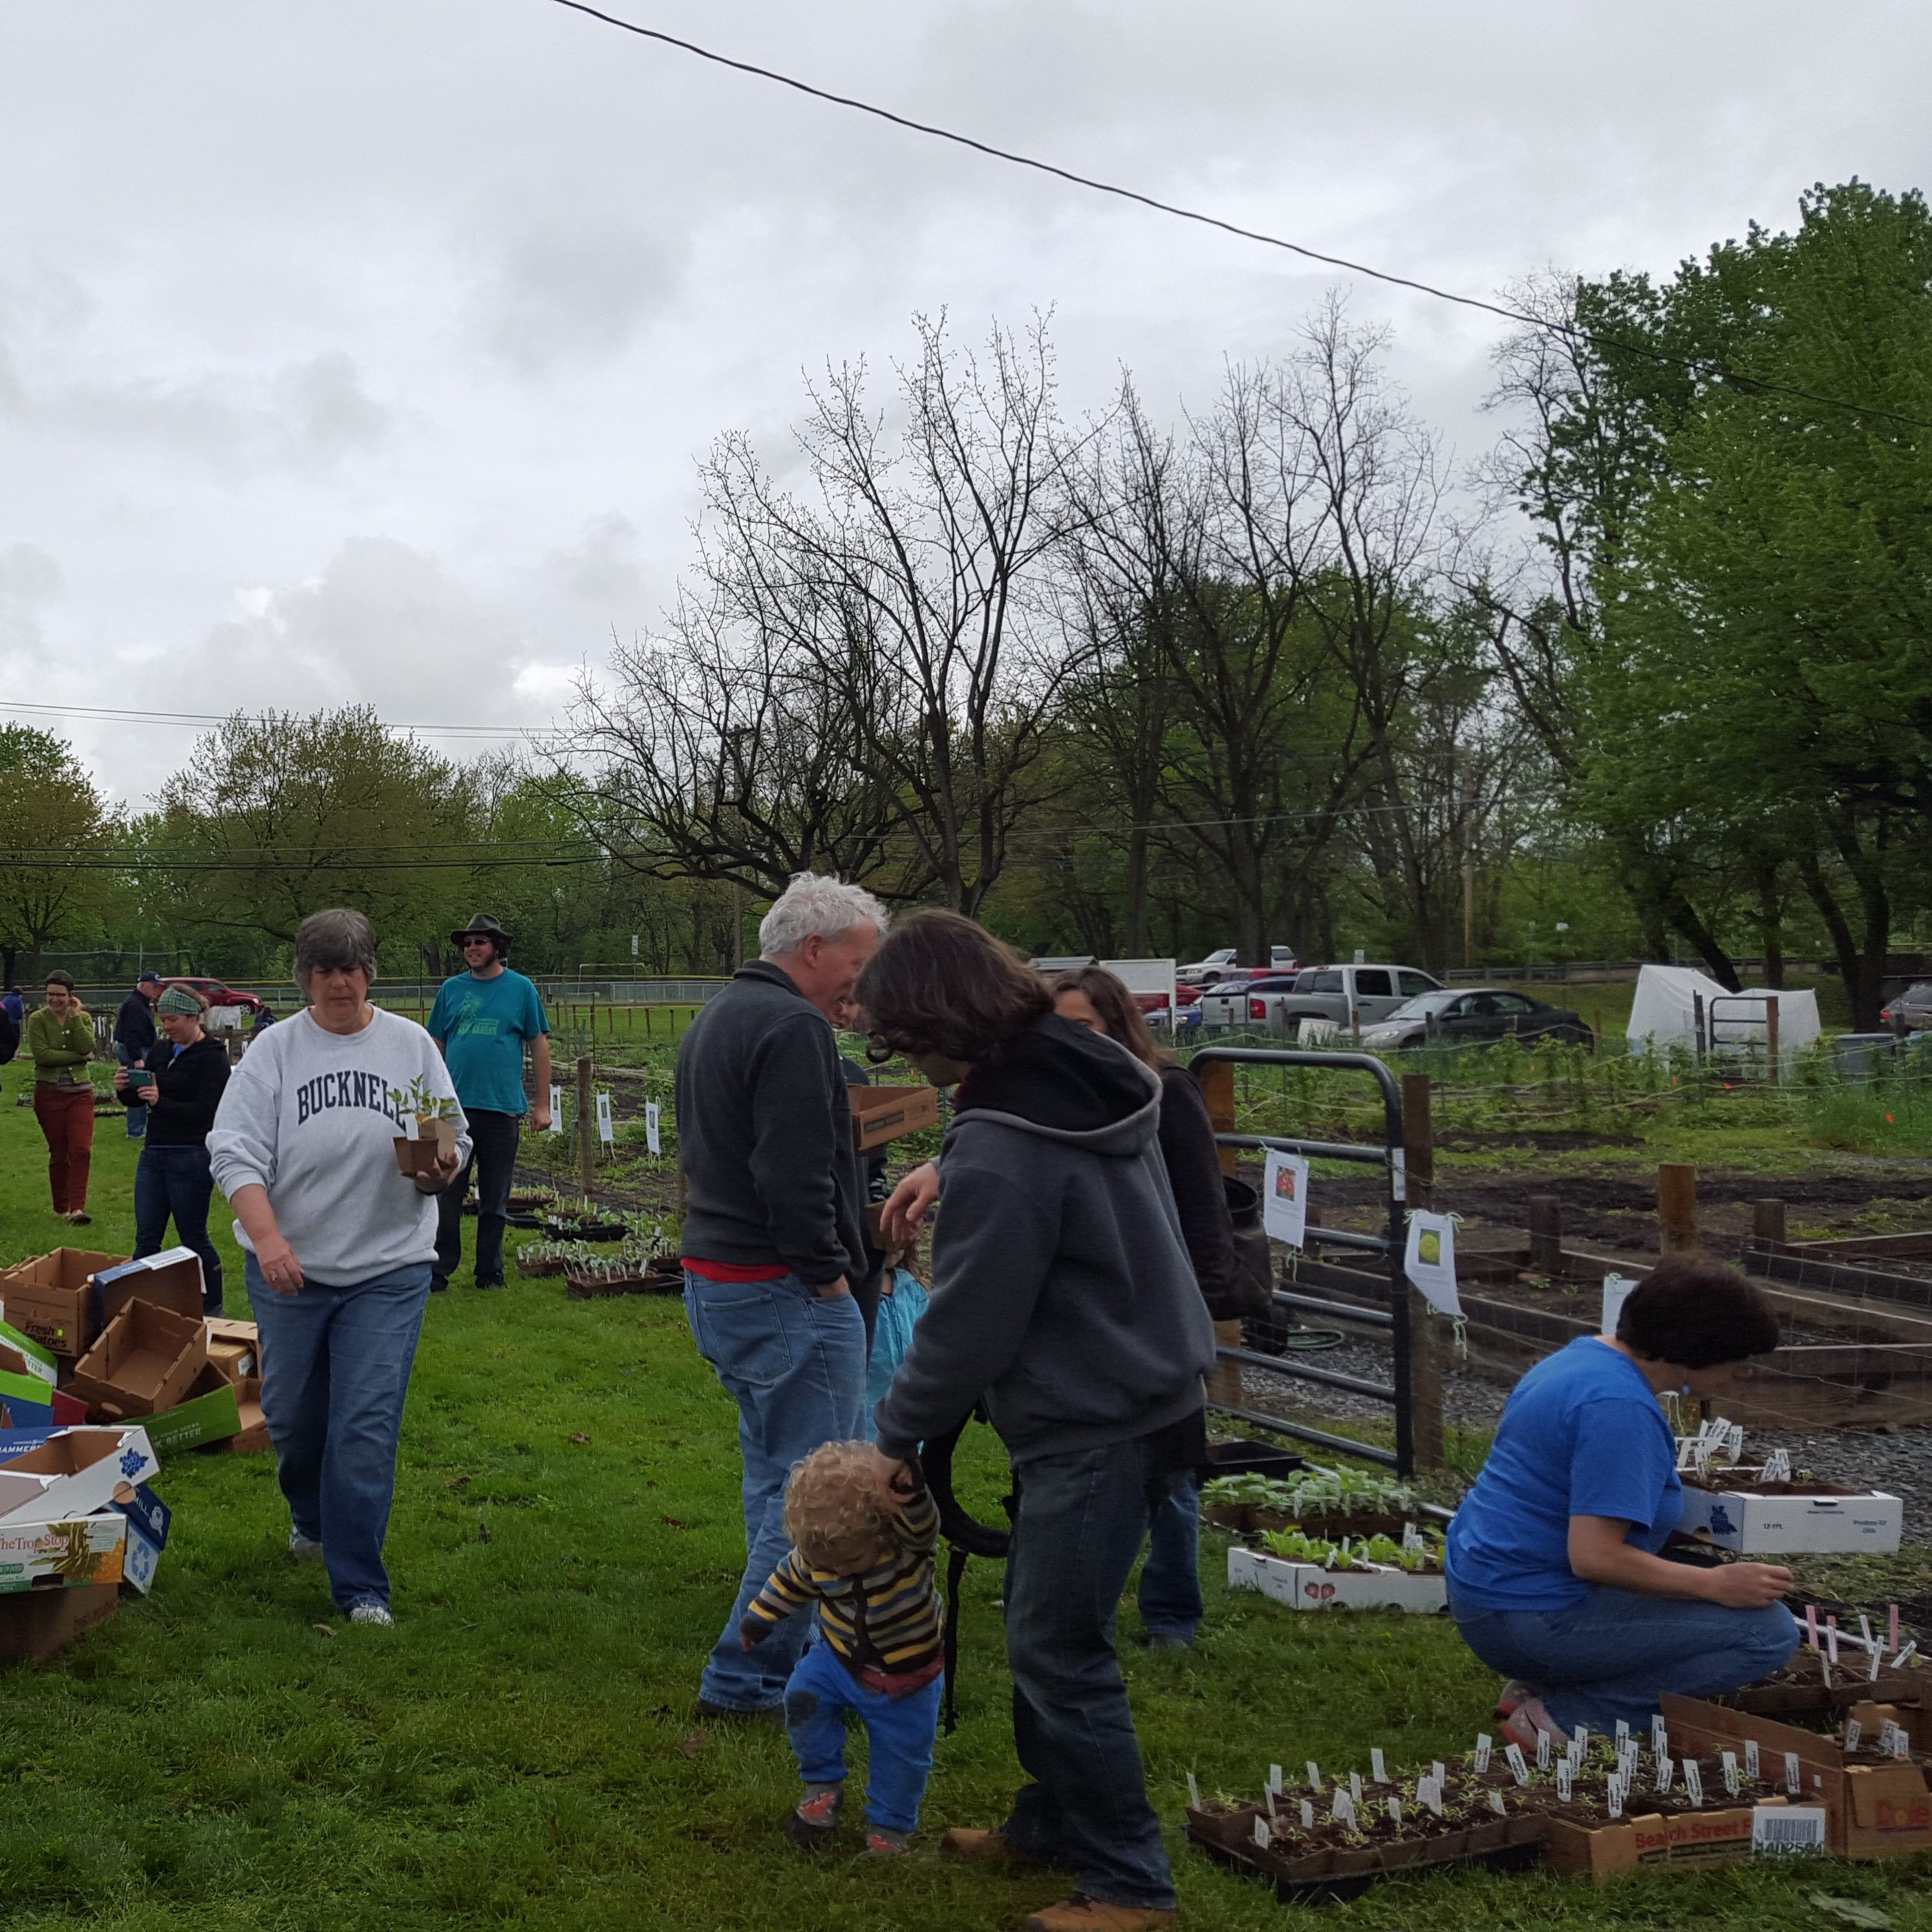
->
[1626,964,1820,1061]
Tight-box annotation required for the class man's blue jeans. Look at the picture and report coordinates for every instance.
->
[684,1269,865,1710]
[114,1042,146,1138]
[1137,1473,1203,1642]
[1452,1587,1799,1736]
[134,1143,224,1313]
[1002,1433,1182,1911]
[783,1638,943,1834]
[247,1255,433,1613]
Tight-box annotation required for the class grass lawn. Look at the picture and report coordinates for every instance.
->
[2,1060,1931,1929]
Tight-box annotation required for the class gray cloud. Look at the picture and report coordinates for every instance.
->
[481,227,687,375]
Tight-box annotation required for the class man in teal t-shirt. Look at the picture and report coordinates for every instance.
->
[427,914,552,1291]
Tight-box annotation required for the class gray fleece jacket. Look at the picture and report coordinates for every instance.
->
[872,1016,1216,1466]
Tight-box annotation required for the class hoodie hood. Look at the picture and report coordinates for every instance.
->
[951,1014,1160,1157]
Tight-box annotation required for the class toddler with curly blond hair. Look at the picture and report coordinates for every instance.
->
[740,1438,943,1855]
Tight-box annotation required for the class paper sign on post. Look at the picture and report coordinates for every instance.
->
[1600,1272,1637,1337]
[595,1091,614,1148]
[645,1101,661,1156]
[1262,1151,1310,1247]
[547,1085,563,1134]
[1403,1210,1461,1317]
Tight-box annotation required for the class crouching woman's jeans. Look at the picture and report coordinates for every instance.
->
[1451,1585,1799,1737]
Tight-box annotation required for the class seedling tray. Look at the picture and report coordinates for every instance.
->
[540,1218,627,1243]
[565,1261,683,1299]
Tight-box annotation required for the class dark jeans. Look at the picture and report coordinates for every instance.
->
[434,1108,521,1285]
[1002,1430,1186,1911]
[134,1143,224,1313]
[248,1254,432,1611]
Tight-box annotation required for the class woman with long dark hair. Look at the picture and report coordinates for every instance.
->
[862,912,1212,1932]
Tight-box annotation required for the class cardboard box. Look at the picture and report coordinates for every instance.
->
[67,1300,208,1421]
[0,1427,160,1525]
[93,1249,206,1325]
[1666,1693,1932,1859]
[0,1249,127,1356]
[0,1512,127,1593]
[0,1581,118,1660]
[1677,1483,1904,1554]
[138,1364,240,1457]
[204,1317,259,1386]
[0,1320,58,1389]
[0,1375,87,1435]
[1227,1543,1447,1613]
[109,1481,170,1552]
[850,1084,939,1153]
[230,1376,270,1454]
[1543,1802,1796,1880]
[393,1117,458,1176]
[120,1519,162,1595]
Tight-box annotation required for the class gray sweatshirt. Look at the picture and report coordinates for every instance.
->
[208,1007,470,1285]
[873,1016,1216,1466]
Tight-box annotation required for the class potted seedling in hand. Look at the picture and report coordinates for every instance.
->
[389,1077,462,1180]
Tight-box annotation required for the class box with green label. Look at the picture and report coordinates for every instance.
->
[138,1363,241,1458]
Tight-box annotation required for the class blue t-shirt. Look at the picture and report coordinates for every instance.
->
[1446,1336,1681,1611]
[427,969,548,1117]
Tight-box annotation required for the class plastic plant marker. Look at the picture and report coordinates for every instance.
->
[1431,1760,1445,1786]
[1371,1747,1387,1784]
[1349,1772,1362,1804]
[1505,1743,1529,1785]
[1253,1817,1271,1850]
[1844,1719,1863,1753]
[1684,1759,1704,1807]
[1785,1751,1802,1796]
[1827,1618,1840,1666]
[1422,1781,1444,1818]
[1615,1719,1630,1744]
[1556,1761,1572,1803]
[1652,1715,1668,1755]
[1264,1788,1277,1822]
[1305,1761,1320,1792]
[1268,1763,1283,1796]
[1744,1739,1760,1781]
[1535,1730,1551,1770]
[1869,1644,1884,1682]
[1894,1730,1911,1762]
[1807,1605,1820,1651]
[1388,1798,1402,1827]
[1488,1788,1506,1817]
[1472,1735,1491,1774]
[1606,1777,1623,1820]
[1299,1799,1315,1830]
[1723,1751,1741,1797]
[1823,1658,1835,1691]
[1894,1642,1917,1668]
[1860,1614,1874,1649]
[1186,1774,1199,1808]
[1574,1724,1591,1759]
[1656,1756,1673,1794]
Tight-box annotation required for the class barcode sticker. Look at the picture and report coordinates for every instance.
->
[1752,1807,1827,1856]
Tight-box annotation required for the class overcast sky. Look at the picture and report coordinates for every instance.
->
[3,0,1927,811]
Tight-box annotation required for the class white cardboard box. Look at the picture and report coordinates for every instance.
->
[0,1510,128,1593]
[1676,1485,1904,1555]
[0,1427,160,1525]
[1227,1544,1448,1613]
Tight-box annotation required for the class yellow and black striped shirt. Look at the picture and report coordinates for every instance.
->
[742,1489,943,1686]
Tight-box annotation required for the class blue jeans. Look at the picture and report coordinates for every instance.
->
[1137,1473,1203,1642]
[783,1638,943,1834]
[247,1254,433,1612]
[1452,1587,1799,1736]
[114,1042,147,1138]
[684,1269,866,1710]
[134,1143,224,1313]
[1003,1435,1183,1911]
[434,1107,521,1287]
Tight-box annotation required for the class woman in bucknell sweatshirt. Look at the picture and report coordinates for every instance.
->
[208,908,468,1629]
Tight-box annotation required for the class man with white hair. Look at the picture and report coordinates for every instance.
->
[674,870,890,1721]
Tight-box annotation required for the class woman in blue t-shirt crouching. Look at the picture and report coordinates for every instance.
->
[1446,1255,1797,1750]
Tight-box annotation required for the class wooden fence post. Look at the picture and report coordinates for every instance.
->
[1528,1194,1563,1275]
[1765,995,1781,1086]
[577,1054,595,1200]
[1195,1059,1243,1405]
[1752,1197,1787,1247]
[1401,1072,1446,1469]
[1658,1163,1698,1253]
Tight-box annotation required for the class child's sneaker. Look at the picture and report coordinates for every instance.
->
[864,1827,911,1857]
[784,1783,843,1851]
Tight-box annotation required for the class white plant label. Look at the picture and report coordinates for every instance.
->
[1606,1777,1623,1819]
[1268,1763,1283,1796]
[1298,1799,1315,1830]
[1684,1759,1704,1807]
[1869,1644,1884,1682]
[595,1090,614,1148]
[1615,1719,1630,1744]
[1472,1735,1491,1774]
[1388,1798,1402,1827]
[546,1084,563,1133]
[1186,1774,1199,1808]
[1263,1151,1311,1247]
[1535,1730,1551,1770]
[1573,1724,1591,1759]
[1431,1761,1446,1786]
[1893,1729,1911,1762]
[1555,1761,1572,1803]
[1505,1743,1529,1785]
[1843,1719,1862,1752]
[1600,1272,1637,1336]
[1403,1209,1461,1317]
[1744,1739,1759,1781]
[1371,1747,1388,1784]
[1652,1715,1668,1754]
[1784,1751,1802,1796]
[1349,1772,1363,1804]
[1655,1755,1673,1794]
[1253,1817,1271,1850]
[1488,1788,1506,1816]
[1304,1761,1320,1793]
[644,1100,661,1155]
[1721,1751,1740,1797]
[1263,1787,1276,1821]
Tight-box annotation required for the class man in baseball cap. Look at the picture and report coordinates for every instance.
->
[115,970,164,1139]
[425,915,552,1291]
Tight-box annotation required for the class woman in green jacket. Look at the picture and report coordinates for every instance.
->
[28,971,98,1224]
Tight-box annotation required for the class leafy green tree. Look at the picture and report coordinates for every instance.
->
[0,725,114,982]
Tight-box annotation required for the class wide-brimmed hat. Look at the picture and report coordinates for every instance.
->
[451,912,512,949]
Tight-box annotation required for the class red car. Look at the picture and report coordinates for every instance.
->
[162,976,266,1016]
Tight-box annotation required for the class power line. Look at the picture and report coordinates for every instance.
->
[545,0,1932,436]
[0,699,552,742]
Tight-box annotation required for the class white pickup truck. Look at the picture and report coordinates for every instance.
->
[1247,964,1443,1039]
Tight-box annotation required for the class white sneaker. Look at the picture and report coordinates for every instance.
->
[349,1602,394,1628]
[288,1529,324,1562]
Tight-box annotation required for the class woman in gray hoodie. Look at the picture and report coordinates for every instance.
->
[862,911,1213,1932]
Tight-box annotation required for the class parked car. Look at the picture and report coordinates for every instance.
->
[1177,945,1299,988]
[1358,987,1593,1053]
[1246,965,1441,1038]
[1879,983,1932,1032]
[1133,983,1202,1029]
[1196,973,1303,1031]
[162,976,266,1016]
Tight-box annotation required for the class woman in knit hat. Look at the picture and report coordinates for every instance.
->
[115,983,231,1313]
